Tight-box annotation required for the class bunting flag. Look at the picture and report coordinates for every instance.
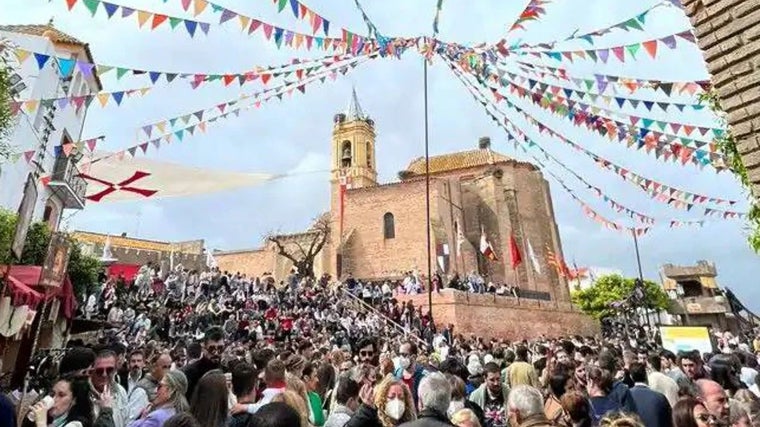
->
[58,136,106,157]
[60,0,211,38]
[511,0,678,52]
[131,53,374,142]
[446,55,743,231]
[432,0,444,36]
[10,87,149,116]
[508,0,552,33]
[512,60,710,96]
[14,47,356,89]
[506,65,708,113]
[531,30,697,63]
[260,0,331,35]
[479,226,498,261]
[496,74,723,148]
[92,53,373,164]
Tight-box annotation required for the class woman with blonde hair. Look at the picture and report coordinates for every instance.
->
[272,390,310,427]
[451,408,481,427]
[345,376,416,427]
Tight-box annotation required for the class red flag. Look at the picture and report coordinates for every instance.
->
[509,233,522,269]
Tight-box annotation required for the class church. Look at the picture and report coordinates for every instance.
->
[216,91,571,303]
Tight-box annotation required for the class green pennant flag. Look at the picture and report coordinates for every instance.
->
[116,67,129,79]
[96,65,113,75]
[278,0,288,12]
[626,43,640,59]
[169,17,182,29]
[656,121,667,131]
[585,80,594,91]
[82,0,100,16]
[587,50,598,62]
[623,18,643,31]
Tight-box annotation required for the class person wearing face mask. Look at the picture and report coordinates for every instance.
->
[26,375,94,427]
[446,374,485,426]
[395,342,427,407]
[345,376,417,427]
[324,376,361,427]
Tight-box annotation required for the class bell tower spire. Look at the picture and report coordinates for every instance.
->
[330,88,377,187]
[346,86,365,120]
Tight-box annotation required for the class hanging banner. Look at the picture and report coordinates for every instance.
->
[39,233,72,289]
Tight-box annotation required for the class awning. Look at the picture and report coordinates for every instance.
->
[0,265,77,319]
[107,264,141,283]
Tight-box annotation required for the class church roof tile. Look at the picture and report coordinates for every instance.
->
[404,148,512,176]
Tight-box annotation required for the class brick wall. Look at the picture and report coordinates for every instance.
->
[681,0,760,196]
[397,290,599,340]
[215,248,275,277]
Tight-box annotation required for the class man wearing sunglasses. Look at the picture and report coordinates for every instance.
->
[182,326,225,399]
[90,350,129,427]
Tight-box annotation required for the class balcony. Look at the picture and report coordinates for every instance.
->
[669,295,730,315]
[48,154,86,209]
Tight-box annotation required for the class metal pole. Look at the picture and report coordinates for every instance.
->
[632,229,651,331]
[424,57,433,321]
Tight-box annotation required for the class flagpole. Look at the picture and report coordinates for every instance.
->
[424,54,433,320]
[508,189,533,291]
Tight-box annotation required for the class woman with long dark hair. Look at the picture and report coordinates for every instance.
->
[27,375,94,427]
[189,370,228,427]
[672,397,717,427]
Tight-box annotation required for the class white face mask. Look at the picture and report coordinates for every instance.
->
[384,398,406,420]
[398,357,411,370]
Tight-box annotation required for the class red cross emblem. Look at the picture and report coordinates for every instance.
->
[78,171,158,202]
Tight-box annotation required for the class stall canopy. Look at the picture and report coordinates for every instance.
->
[1,265,76,319]
[107,264,140,282]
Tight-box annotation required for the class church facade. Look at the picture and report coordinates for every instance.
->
[216,93,570,302]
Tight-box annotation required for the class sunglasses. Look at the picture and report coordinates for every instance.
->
[359,350,374,357]
[207,345,225,354]
[93,367,116,377]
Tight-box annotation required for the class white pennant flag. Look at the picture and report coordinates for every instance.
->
[527,239,541,274]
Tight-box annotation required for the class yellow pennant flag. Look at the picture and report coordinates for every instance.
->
[156,121,167,133]
[140,88,151,96]
[193,0,208,16]
[24,100,39,114]
[238,15,250,32]
[14,49,31,64]
[97,92,110,107]
[137,10,152,28]
[294,33,304,49]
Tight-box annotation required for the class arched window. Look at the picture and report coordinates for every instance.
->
[366,141,372,169]
[383,212,395,239]
[341,140,352,168]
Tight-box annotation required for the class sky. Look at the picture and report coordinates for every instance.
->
[3,0,759,308]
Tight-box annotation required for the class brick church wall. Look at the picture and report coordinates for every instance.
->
[680,0,760,198]
[215,248,275,277]
[398,291,599,340]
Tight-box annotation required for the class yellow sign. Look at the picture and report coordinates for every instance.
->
[660,326,713,355]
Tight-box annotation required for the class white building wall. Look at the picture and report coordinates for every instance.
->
[0,30,95,230]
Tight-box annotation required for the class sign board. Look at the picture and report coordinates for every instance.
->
[660,326,714,355]
[11,174,38,260]
[39,232,71,288]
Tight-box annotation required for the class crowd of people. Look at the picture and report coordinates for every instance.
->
[2,262,760,427]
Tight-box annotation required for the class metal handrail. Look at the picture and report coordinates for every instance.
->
[339,288,426,346]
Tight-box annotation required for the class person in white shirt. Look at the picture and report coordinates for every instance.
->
[647,353,679,407]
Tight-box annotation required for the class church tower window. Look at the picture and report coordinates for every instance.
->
[383,212,395,239]
[341,140,352,168]
[366,141,372,169]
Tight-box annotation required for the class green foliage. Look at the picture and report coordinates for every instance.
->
[0,208,101,300]
[571,274,670,320]
[0,61,15,162]
[699,90,760,253]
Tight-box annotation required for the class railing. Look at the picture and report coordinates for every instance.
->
[50,154,87,208]
[339,288,427,347]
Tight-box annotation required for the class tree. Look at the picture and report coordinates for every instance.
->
[571,274,670,320]
[267,214,331,279]
[0,38,17,162]
[0,209,101,300]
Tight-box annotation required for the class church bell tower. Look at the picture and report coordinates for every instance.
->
[330,87,377,190]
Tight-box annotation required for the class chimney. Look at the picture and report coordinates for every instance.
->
[478,136,491,150]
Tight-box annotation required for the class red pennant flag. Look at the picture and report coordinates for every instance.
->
[66,0,77,10]
[40,176,51,187]
[23,150,35,163]
[261,74,271,85]
[612,46,625,62]
[509,233,522,269]
[86,139,98,152]
[152,14,168,29]
[642,40,658,58]
[62,143,74,157]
